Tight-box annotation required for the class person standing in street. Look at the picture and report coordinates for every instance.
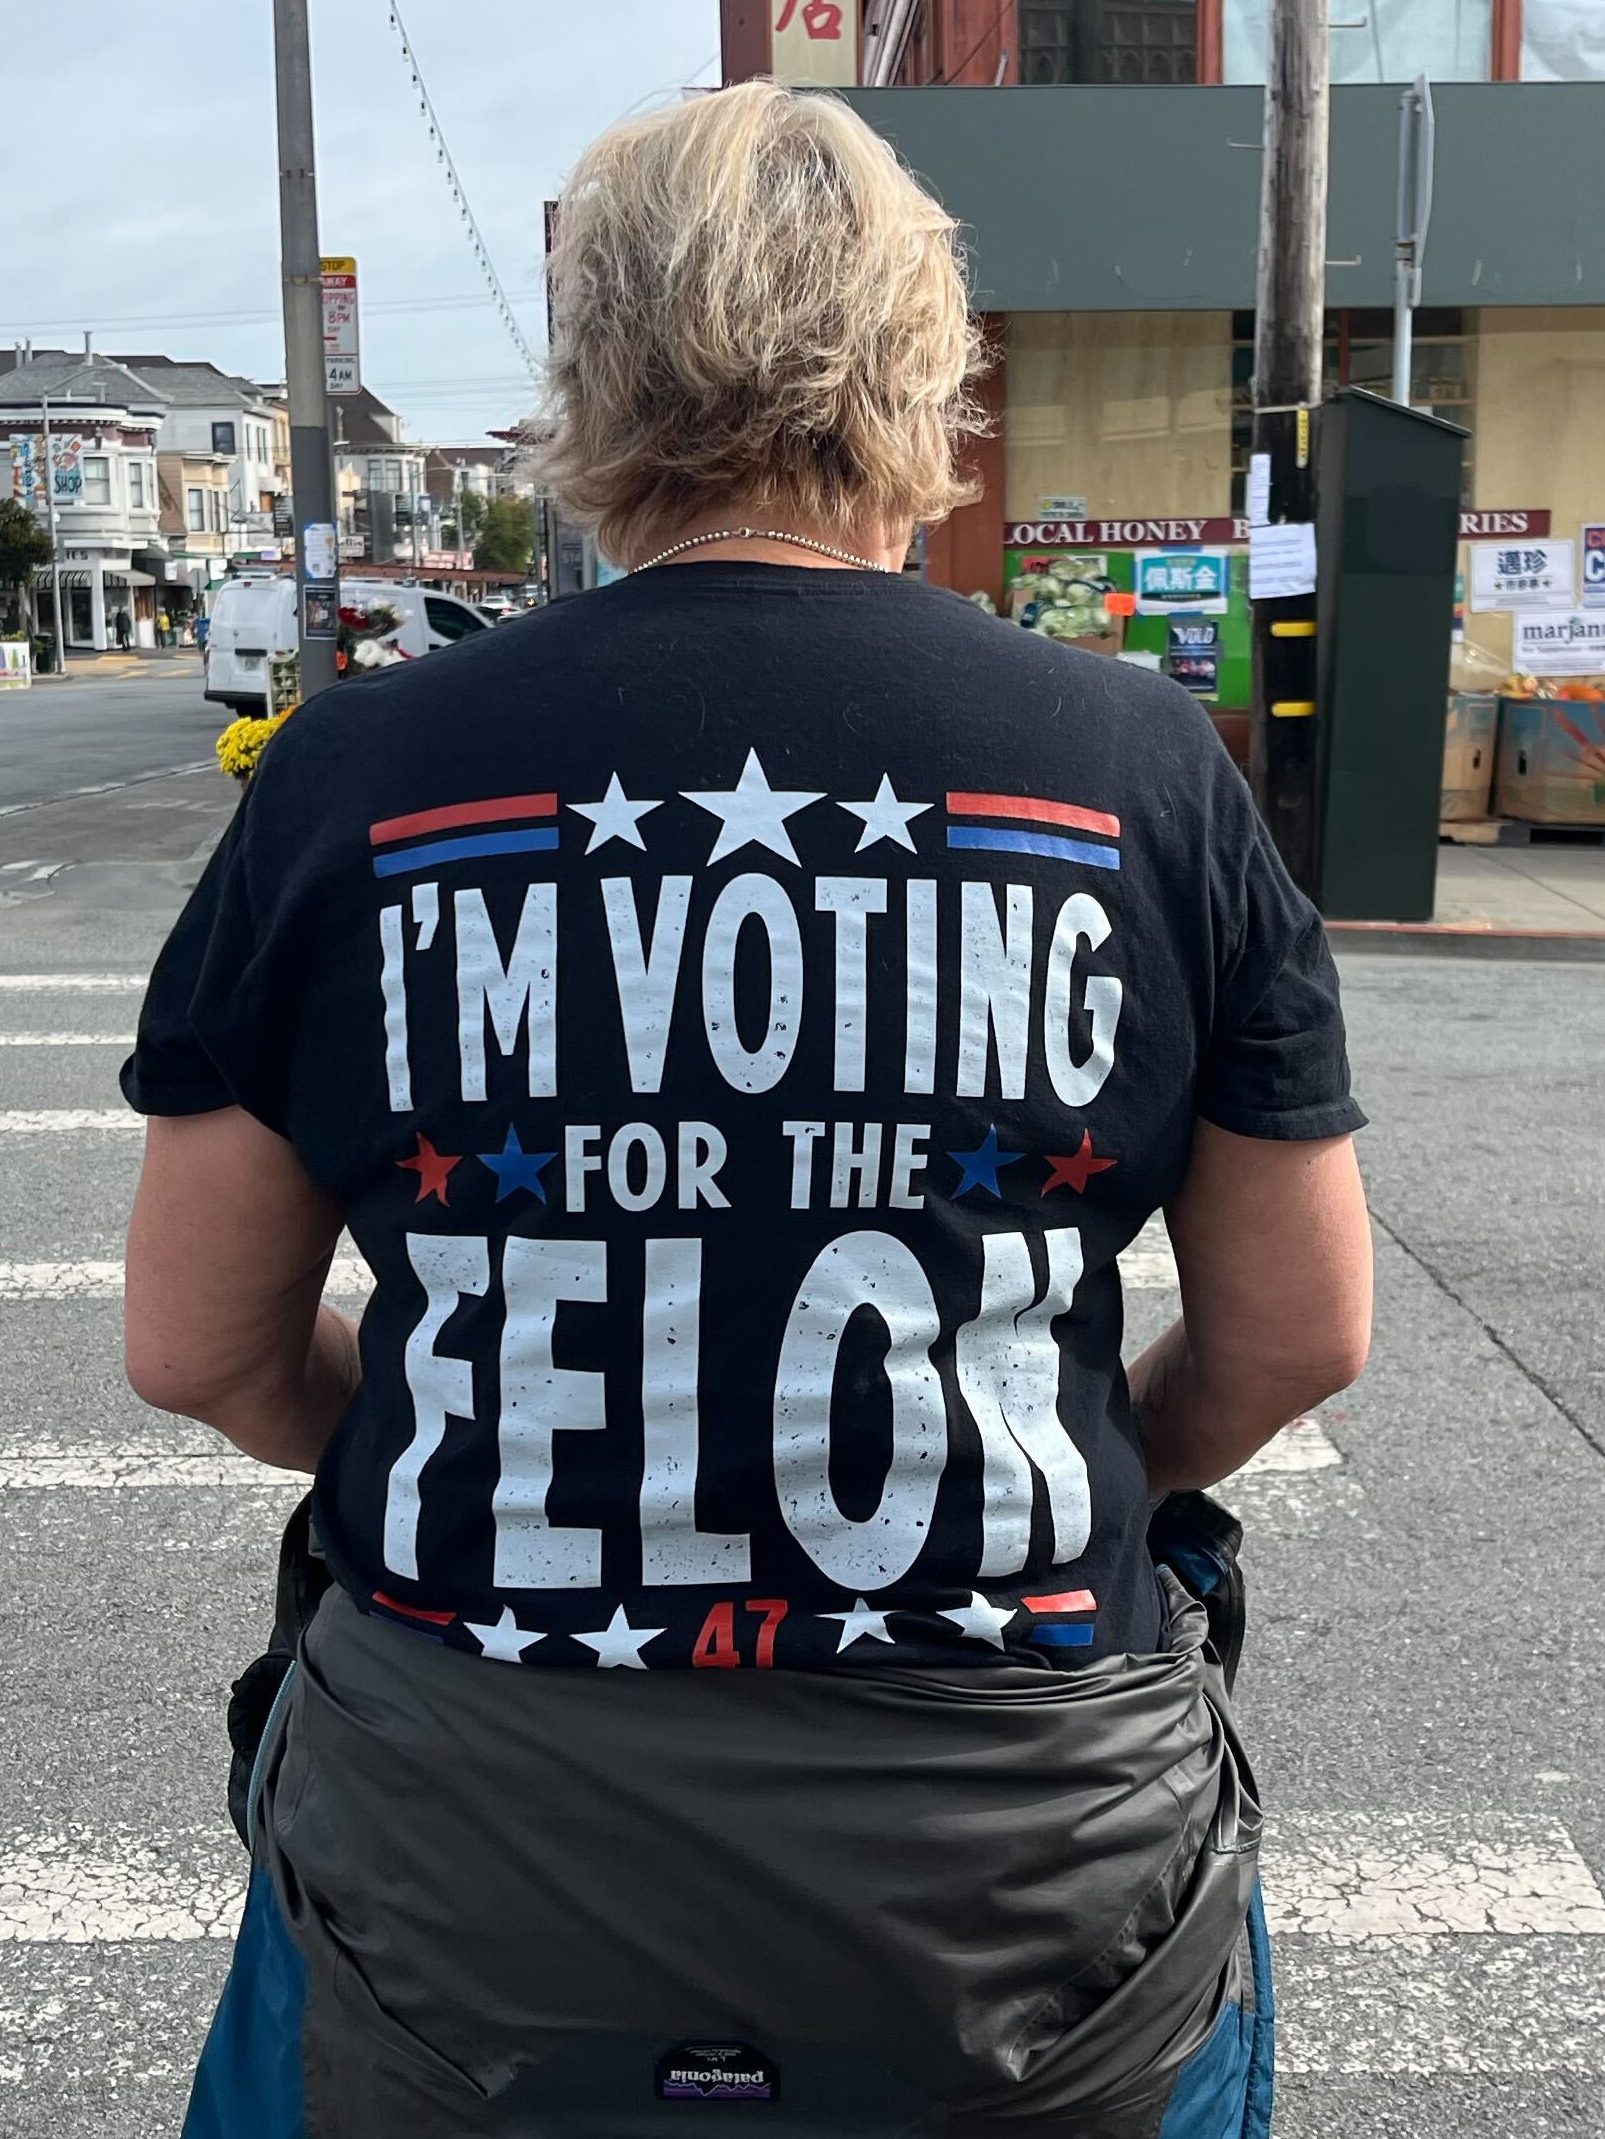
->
[123,80,1371,2139]
[113,606,133,652]
[155,607,171,650]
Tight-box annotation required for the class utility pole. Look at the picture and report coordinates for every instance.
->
[39,396,66,671]
[272,0,339,696]
[1248,0,1329,897]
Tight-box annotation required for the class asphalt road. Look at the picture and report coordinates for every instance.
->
[1,708,1602,2134]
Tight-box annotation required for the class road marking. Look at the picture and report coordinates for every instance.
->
[6,1817,1601,1962]
[0,762,215,822]
[0,1111,141,1133]
[0,1255,371,1303]
[0,1033,134,1047]
[0,1447,307,1490]
[1228,1416,1343,1479]
[0,1835,241,1945]
[1264,1815,1605,1941]
[1122,1218,1177,1290]
[0,974,144,991]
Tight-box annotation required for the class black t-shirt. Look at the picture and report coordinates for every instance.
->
[124,565,1362,1673]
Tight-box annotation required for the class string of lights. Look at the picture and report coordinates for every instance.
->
[384,0,544,392]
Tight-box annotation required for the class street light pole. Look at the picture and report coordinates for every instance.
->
[272,0,339,696]
[1248,0,1330,897]
[38,395,66,670]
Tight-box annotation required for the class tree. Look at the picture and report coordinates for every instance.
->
[474,496,534,576]
[442,487,488,551]
[0,499,51,634]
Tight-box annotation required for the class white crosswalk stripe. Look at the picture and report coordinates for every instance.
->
[0,1255,372,1302]
[0,974,145,991]
[0,1111,141,1134]
[0,1033,134,1047]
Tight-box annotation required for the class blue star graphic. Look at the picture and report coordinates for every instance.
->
[477,1126,556,1204]
[947,1125,1025,1199]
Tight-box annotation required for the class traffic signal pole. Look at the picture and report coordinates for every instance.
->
[273,0,339,697]
[1248,0,1330,896]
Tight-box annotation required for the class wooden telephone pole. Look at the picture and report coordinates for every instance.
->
[1248,0,1330,896]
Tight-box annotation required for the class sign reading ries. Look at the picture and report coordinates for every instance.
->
[321,256,360,396]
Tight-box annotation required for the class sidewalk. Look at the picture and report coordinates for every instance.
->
[36,649,202,683]
[1330,840,1605,959]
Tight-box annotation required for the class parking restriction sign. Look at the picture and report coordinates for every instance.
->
[321,256,361,396]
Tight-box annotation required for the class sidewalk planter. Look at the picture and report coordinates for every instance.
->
[1494,697,1605,826]
[1440,693,1499,821]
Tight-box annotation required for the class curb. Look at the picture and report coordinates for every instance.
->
[1327,922,1605,964]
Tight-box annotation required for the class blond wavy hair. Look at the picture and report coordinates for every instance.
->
[536,79,987,563]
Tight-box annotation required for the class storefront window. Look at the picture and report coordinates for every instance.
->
[1018,0,1197,84]
[1522,1,1605,79]
[1007,313,1233,519]
[1227,309,1475,509]
[1224,0,1492,82]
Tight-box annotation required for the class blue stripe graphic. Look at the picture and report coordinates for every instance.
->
[372,826,559,877]
[947,826,1121,871]
[1028,1622,1096,1647]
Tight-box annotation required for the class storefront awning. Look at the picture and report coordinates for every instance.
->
[50,568,157,589]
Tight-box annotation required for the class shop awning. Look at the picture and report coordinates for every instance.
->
[49,568,157,589]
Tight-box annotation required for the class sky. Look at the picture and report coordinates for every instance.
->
[4,0,721,446]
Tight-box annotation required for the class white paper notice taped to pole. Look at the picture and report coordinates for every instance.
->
[1247,453,1272,530]
[1249,521,1318,602]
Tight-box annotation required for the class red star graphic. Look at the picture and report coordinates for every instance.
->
[397,1133,461,1205]
[1042,1132,1117,1196]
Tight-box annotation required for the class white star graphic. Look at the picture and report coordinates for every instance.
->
[569,772,662,854]
[463,1605,546,1664]
[819,1597,897,1653]
[572,1603,667,1669]
[837,774,931,854]
[937,1592,1016,1651]
[681,748,825,866]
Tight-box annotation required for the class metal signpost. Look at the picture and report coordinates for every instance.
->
[1392,77,1436,408]
[273,0,339,696]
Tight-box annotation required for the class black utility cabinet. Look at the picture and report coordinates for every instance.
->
[1314,388,1466,921]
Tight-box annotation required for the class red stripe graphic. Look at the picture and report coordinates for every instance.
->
[371,1590,456,1626]
[369,792,558,846]
[1021,1589,1097,1614]
[947,792,1121,840]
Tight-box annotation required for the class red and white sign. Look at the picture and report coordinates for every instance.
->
[1459,509,1551,539]
[770,0,857,85]
[321,255,361,396]
[1007,509,1554,550]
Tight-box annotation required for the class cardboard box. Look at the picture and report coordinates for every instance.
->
[1494,696,1605,825]
[1440,693,1499,821]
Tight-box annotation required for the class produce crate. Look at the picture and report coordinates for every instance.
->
[1494,696,1605,826]
[1440,693,1499,822]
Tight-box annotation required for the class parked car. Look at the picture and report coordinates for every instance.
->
[203,576,490,713]
[476,593,519,623]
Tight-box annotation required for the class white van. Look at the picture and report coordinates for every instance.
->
[204,575,490,712]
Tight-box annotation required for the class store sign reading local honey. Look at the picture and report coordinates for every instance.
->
[1004,510,1553,548]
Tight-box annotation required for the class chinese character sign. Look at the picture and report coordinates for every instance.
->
[771,0,857,84]
[1469,539,1575,613]
[1132,550,1231,616]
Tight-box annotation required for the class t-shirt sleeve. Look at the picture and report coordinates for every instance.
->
[1196,773,1367,1143]
[119,784,294,1135]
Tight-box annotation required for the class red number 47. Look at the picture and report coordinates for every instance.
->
[692,1598,790,1670]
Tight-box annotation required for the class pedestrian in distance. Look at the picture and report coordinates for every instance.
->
[122,78,1372,2139]
[155,607,171,650]
[113,606,132,652]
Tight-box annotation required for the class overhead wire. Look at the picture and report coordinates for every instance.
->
[384,0,543,393]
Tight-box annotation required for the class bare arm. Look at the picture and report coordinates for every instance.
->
[125,1109,360,1474]
[1130,1122,1372,1495]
